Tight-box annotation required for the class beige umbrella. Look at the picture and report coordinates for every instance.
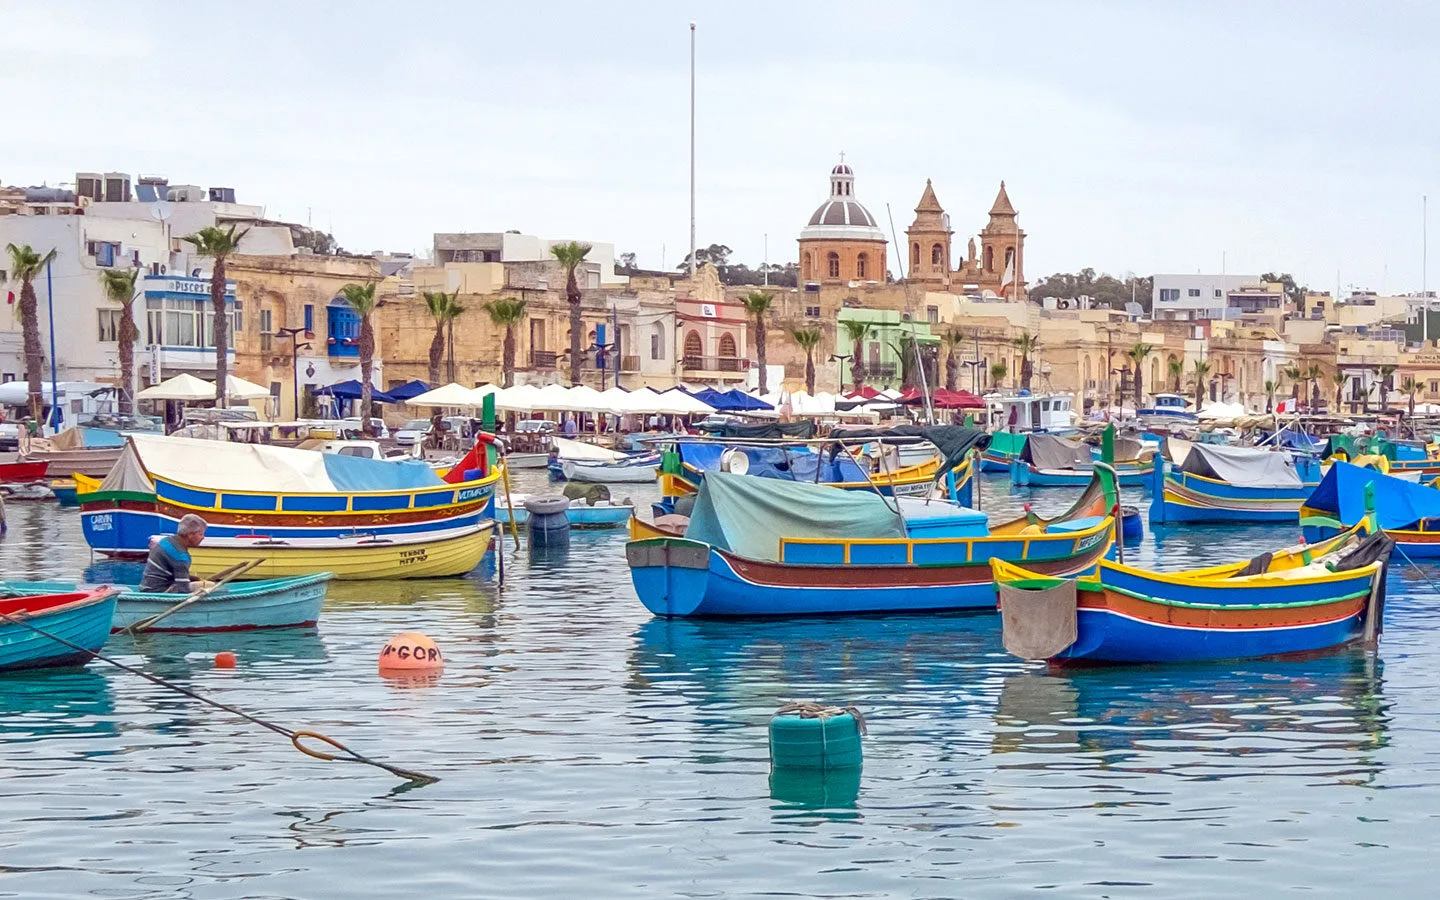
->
[408,382,485,408]
[224,375,272,401]
[136,373,220,401]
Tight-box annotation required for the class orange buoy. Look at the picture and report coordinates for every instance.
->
[379,632,443,675]
[214,651,237,669]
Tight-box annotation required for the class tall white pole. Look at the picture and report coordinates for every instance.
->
[1424,194,1429,345]
[688,23,696,278]
[763,232,768,286]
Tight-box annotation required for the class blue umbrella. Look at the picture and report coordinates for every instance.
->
[316,380,398,404]
[386,380,434,401]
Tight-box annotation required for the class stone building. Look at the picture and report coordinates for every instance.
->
[905,181,1025,299]
[796,163,887,285]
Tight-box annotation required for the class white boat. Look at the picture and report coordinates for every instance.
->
[561,458,659,484]
[505,452,552,469]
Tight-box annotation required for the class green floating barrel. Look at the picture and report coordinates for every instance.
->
[769,703,864,770]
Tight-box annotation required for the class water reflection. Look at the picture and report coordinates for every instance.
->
[991,651,1388,782]
[0,669,117,741]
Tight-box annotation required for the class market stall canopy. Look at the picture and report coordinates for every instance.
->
[387,380,435,401]
[566,384,608,412]
[1178,443,1302,488]
[655,389,713,415]
[611,387,665,414]
[225,375,274,401]
[405,382,482,408]
[315,379,398,404]
[596,387,634,415]
[494,384,544,412]
[533,383,578,411]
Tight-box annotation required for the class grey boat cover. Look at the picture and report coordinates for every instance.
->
[1178,443,1302,488]
[1022,433,1093,471]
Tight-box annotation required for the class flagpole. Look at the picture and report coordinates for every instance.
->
[688,23,696,278]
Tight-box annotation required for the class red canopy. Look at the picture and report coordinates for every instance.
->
[898,388,985,409]
[843,386,883,400]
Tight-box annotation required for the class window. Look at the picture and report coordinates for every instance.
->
[326,304,360,357]
[145,295,234,348]
[911,243,920,267]
[827,252,840,278]
[1159,288,1180,302]
[232,300,242,333]
[1431,380,1438,394]
[1188,288,1201,297]
[649,322,663,360]
[931,244,944,266]
[303,304,314,333]
[684,330,703,360]
[856,252,868,279]
[259,309,273,334]
[718,333,737,359]
[97,309,122,342]
[805,305,820,318]
[1214,289,1223,298]
[984,246,994,272]
[1,373,13,382]
[926,306,939,325]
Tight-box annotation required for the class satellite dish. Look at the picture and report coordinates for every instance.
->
[150,201,173,222]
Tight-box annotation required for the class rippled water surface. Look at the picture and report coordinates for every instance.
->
[4,472,1440,898]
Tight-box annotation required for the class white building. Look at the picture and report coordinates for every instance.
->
[432,231,626,286]
[1152,273,1261,321]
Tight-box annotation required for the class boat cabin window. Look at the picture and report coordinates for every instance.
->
[336,446,376,458]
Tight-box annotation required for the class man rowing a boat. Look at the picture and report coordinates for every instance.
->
[139,514,208,593]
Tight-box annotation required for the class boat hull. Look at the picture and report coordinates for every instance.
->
[0,575,331,632]
[20,447,123,479]
[499,503,633,529]
[0,590,116,671]
[561,460,659,483]
[1149,465,1314,524]
[188,523,495,581]
[627,527,1114,618]
[0,461,49,485]
[1011,461,1151,487]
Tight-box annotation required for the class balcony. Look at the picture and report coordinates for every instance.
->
[682,355,747,373]
[865,363,898,379]
[621,355,639,373]
[529,350,558,369]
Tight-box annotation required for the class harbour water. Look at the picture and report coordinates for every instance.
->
[3,472,1439,897]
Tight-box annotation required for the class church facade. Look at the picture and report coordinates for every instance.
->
[906,179,1026,300]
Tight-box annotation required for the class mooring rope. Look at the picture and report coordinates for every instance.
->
[775,700,868,736]
[0,609,437,785]
[1393,543,1440,596]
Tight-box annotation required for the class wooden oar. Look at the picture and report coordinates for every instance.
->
[126,559,262,634]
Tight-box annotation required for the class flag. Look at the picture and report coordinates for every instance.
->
[999,253,1015,295]
[1276,397,1297,414]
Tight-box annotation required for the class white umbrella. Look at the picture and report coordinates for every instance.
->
[656,389,713,415]
[136,373,219,401]
[609,387,663,415]
[531,383,576,411]
[225,375,273,401]
[596,386,633,415]
[408,382,483,408]
[565,384,608,412]
[494,384,544,412]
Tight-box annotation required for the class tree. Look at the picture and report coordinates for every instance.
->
[841,320,871,392]
[1027,269,1154,312]
[422,290,464,386]
[1282,365,1303,402]
[1260,272,1309,309]
[617,252,638,272]
[99,268,140,414]
[1402,375,1420,417]
[182,224,249,406]
[1190,359,1211,410]
[1167,357,1183,393]
[1127,342,1155,407]
[989,361,1008,390]
[1264,379,1278,413]
[1012,330,1040,391]
[550,241,592,385]
[5,243,57,420]
[741,291,774,394]
[338,282,379,435]
[1333,371,1348,412]
[483,298,527,388]
[1305,363,1324,409]
[792,327,822,395]
[941,329,964,391]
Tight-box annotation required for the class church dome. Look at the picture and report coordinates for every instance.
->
[800,162,887,243]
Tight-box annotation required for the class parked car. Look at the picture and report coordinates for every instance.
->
[339,417,389,439]
[394,418,432,447]
[0,422,18,451]
[515,419,557,434]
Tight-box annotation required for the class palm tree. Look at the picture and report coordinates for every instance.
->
[182,224,249,406]
[1332,371,1348,412]
[483,298,528,388]
[1168,357,1183,393]
[550,241,592,385]
[791,327,822,395]
[1191,359,1211,410]
[1282,365,1303,402]
[1012,330,1040,391]
[4,243,57,421]
[99,268,140,414]
[1305,363,1324,409]
[841,320,871,391]
[1378,365,1397,410]
[1402,375,1420,417]
[338,283,379,435]
[1127,342,1155,407]
[741,291,774,394]
[1264,379,1278,413]
[422,290,464,386]
[989,361,1007,390]
[941,329,964,391]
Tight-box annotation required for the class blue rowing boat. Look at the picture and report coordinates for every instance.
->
[0,587,116,671]
[0,575,331,632]
[1149,441,1319,524]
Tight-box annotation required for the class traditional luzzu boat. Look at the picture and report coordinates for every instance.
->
[991,526,1393,664]
[1301,460,1440,557]
[189,523,495,580]
[626,467,1118,617]
[20,426,127,479]
[1009,433,1153,487]
[0,574,331,631]
[80,435,501,558]
[979,431,1026,473]
[0,587,117,671]
[1149,439,1321,524]
[1323,434,1440,480]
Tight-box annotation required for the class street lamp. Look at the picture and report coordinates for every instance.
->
[277,326,312,420]
[829,353,852,392]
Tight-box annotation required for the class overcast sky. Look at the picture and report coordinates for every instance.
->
[7,1,1438,294]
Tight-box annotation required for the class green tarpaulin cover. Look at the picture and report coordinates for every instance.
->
[685,471,906,562]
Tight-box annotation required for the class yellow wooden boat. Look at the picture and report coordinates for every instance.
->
[189,522,495,581]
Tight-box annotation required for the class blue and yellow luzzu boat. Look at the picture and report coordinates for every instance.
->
[627,467,1118,617]
[1008,433,1153,488]
[1149,440,1321,524]
[1302,460,1440,558]
[81,435,500,558]
[992,527,1392,664]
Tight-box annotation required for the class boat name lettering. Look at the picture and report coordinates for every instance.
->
[1076,532,1106,552]
[380,644,441,662]
[89,514,113,531]
[456,488,486,502]
[396,548,429,565]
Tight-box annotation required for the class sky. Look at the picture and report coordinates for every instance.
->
[6,0,1440,294]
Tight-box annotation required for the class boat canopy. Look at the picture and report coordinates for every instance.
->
[1306,460,1440,530]
[110,435,444,494]
[1021,433,1092,470]
[677,441,868,483]
[1179,444,1302,488]
[718,420,816,440]
[685,471,906,562]
[829,425,989,474]
[552,437,627,462]
[986,431,1027,457]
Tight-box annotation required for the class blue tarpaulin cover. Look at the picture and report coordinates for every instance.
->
[685,471,905,561]
[316,380,398,404]
[1305,461,1440,529]
[678,441,868,483]
[319,453,444,491]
